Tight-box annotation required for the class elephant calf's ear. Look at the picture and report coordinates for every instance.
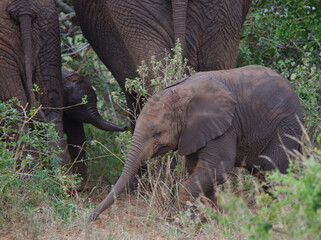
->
[178,79,236,156]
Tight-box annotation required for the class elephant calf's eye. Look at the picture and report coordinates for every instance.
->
[153,131,162,138]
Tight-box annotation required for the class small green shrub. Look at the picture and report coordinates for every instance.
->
[125,40,195,100]
[0,99,79,226]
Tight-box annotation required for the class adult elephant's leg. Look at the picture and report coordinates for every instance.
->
[36,1,69,166]
[74,0,174,126]
[186,1,245,71]
[0,51,27,104]
[0,13,28,104]
[73,0,141,128]
[64,115,87,185]
[179,129,237,205]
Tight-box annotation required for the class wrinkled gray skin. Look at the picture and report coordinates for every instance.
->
[73,0,252,126]
[62,69,127,184]
[91,65,303,220]
[0,0,69,164]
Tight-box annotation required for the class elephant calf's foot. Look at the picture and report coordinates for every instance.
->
[178,187,216,207]
[178,187,195,206]
[200,187,217,206]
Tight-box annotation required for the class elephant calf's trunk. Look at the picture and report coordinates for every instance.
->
[90,160,139,220]
[88,111,127,132]
[91,137,145,220]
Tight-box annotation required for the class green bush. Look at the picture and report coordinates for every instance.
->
[248,151,321,239]
[238,0,320,69]
[209,141,321,239]
[0,99,79,225]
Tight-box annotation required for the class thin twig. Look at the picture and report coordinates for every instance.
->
[106,75,119,124]
[260,37,286,48]
[61,44,90,57]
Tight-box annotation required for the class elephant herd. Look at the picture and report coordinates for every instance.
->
[0,0,304,221]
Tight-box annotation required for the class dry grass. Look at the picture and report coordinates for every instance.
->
[1,153,262,240]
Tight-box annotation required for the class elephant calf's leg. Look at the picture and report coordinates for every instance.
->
[179,160,233,207]
[185,153,198,175]
[64,116,87,185]
[258,117,302,173]
[179,130,237,206]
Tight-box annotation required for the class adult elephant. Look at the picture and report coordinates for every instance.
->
[73,0,252,125]
[0,0,69,164]
[62,68,127,185]
[91,65,303,220]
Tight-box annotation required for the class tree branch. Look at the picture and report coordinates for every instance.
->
[55,0,73,14]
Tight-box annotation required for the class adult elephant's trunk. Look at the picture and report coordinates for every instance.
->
[172,0,188,53]
[86,110,126,132]
[91,134,145,221]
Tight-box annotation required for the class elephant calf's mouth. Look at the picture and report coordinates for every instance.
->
[151,146,174,158]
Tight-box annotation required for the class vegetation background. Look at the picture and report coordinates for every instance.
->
[0,0,320,239]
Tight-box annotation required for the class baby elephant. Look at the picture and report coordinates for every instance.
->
[91,65,303,220]
[62,69,127,185]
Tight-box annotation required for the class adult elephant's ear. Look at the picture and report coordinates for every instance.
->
[178,78,236,156]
